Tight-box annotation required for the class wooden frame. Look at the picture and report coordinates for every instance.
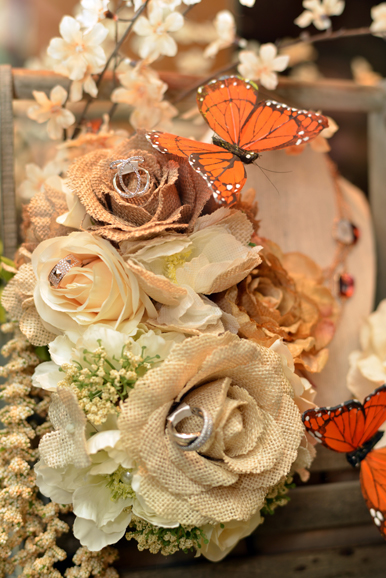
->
[2,65,386,576]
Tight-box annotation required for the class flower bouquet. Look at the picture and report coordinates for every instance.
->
[0,0,383,575]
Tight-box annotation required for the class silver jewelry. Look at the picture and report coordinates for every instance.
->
[109,156,150,199]
[166,403,213,452]
[49,254,81,287]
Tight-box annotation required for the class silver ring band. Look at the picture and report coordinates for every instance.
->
[110,156,150,199]
[166,403,213,452]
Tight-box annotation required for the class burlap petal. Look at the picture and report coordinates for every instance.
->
[1,263,56,346]
[66,131,213,243]
[119,333,303,525]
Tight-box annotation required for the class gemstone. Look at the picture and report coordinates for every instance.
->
[333,219,360,245]
[339,273,355,298]
[120,471,133,484]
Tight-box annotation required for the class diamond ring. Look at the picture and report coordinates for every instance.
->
[166,403,213,452]
[48,255,96,287]
[110,156,150,199]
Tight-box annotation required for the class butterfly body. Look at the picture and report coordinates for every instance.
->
[302,384,386,538]
[147,75,329,206]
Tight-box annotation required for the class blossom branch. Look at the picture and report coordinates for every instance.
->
[279,25,384,49]
[72,0,150,138]
[171,62,238,104]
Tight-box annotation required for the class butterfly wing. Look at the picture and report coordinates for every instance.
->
[197,76,260,146]
[358,384,386,446]
[303,401,366,453]
[146,131,245,205]
[197,75,329,152]
[361,447,386,537]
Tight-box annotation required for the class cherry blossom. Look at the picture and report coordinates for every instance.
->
[111,64,167,106]
[204,10,236,58]
[77,0,110,31]
[18,161,62,202]
[47,16,108,81]
[238,44,289,90]
[295,0,345,31]
[27,85,75,140]
[239,0,255,6]
[133,2,184,61]
[130,99,178,130]
[370,3,386,35]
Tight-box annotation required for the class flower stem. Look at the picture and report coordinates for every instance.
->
[71,0,150,138]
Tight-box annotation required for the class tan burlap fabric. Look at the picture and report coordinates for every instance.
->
[119,332,303,526]
[39,388,90,469]
[215,239,340,372]
[1,263,56,346]
[66,130,213,242]
[18,184,70,260]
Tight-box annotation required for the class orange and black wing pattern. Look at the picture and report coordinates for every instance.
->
[146,131,245,205]
[361,447,386,537]
[302,385,386,453]
[197,75,328,152]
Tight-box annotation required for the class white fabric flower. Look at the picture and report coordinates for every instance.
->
[31,231,155,339]
[18,161,62,202]
[133,2,184,61]
[48,16,108,81]
[77,0,110,31]
[126,0,147,11]
[129,99,178,130]
[295,0,345,30]
[204,10,236,59]
[371,3,386,34]
[238,44,289,90]
[27,85,75,140]
[32,325,185,392]
[68,66,100,102]
[111,64,167,106]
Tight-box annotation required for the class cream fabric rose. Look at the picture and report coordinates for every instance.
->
[348,299,386,402]
[31,232,156,339]
[118,332,304,527]
[121,208,262,333]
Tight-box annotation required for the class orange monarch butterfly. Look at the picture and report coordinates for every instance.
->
[302,384,386,538]
[146,75,329,206]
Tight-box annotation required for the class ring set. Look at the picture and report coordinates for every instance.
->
[109,156,150,199]
[166,403,213,452]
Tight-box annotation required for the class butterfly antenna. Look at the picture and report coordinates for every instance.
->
[253,162,291,195]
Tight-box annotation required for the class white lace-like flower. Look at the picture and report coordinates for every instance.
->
[371,3,386,35]
[27,85,75,140]
[48,16,108,81]
[133,2,184,61]
[295,0,345,30]
[77,0,110,30]
[18,161,62,202]
[238,44,289,90]
[204,10,236,59]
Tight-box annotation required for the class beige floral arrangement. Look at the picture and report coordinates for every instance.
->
[1,0,384,575]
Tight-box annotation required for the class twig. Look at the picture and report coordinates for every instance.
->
[71,0,149,138]
[279,25,383,49]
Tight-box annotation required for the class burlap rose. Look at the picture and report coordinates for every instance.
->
[118,332,304,526]
[62,130,212,243]
[32,231,155,339]
[1,263,56,346]
[216,239,339,372]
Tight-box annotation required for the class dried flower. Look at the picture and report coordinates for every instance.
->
[48,16,108,81]
[238,44,289,90]
[295,0,345,30]
[204,10,236,58]
[27,85,75,140]
[133,2,184,61]
[215,239,339,372]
